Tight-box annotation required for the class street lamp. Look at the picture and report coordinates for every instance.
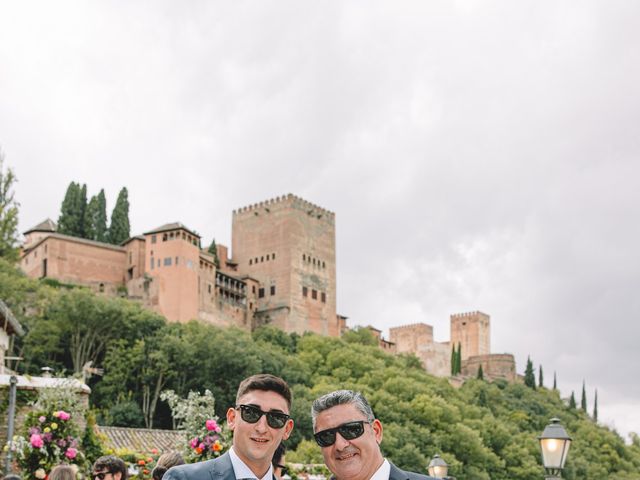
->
[538,418,572,479]
[428,454,448,479]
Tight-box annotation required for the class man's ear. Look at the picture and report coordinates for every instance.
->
[282,418,294,440]
[227,407,237,431]
[372,419,383,444]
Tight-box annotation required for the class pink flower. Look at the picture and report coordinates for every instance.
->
[30,434,44,448]
[57,411,71,421]
[38,416,46,423]
[205,419,218,431]
[65,447,78,459]
[190,438,199,448]
[215,426,221,433]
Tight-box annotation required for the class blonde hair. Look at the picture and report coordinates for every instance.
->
[49,465,76,480]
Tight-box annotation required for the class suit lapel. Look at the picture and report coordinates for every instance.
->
[210,453,237,480]
[388,462,409,480]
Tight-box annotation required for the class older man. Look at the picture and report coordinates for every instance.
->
[312,390,436,480]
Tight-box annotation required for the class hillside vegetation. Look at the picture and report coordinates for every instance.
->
[1,259,639,479]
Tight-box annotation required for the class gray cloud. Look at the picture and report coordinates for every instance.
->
[2,0,638,439]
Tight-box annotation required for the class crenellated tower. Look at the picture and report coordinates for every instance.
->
[450,311,490,361]
[232,194,339,336]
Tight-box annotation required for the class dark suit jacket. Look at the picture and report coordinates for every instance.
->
[164,453,241,480]
[389,461,437,480]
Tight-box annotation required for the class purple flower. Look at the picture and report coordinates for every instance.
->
[38,416,46,423]
[190,437,199,448]
[42,432,53,443]
[57,439,67,448]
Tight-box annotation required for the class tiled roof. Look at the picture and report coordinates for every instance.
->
[23,218,57,234]
[0,374,90,393]
[96,426,186,453]
[143,223,200,238]
[22,233,126,254]
[121,235,146,245]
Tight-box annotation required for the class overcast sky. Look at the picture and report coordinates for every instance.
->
[2,1,639,441]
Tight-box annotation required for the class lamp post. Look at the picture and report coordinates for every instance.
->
[538,418,572,479]
[428,454,448,479]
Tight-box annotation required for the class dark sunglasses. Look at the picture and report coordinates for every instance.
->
[314,420,368,447]
[236,404,290,429]
[93,472,112,480]
[275,464,288,476]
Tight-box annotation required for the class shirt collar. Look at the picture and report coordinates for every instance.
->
[370,459,390,480]
[229,446,274,480]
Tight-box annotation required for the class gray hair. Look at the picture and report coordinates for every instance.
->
[311,390,375,430]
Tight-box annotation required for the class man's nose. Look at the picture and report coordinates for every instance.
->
[334,432,351,449]
[254,414,269,432]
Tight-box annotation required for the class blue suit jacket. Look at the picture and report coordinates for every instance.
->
[389,462,437,480]
[164,453,245,480]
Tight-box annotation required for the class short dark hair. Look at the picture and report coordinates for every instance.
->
[93,455,128,480]
[236,374,292,409]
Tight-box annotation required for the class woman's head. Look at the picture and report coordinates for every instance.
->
[152,452,185,480]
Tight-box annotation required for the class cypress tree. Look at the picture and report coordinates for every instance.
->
[593,389,598,421]
[457,343,462,374]
[569,391,577,409]
[58,182,85,237]
[553,371,557,390]
[451,345,456,376]
[524,356,536,389]
[84,189,108,242]
[208,238,221,268]
[539,365,544,388]
[94,189,108,242]
[78,183,87,237]
[108,187,130,245]
[581,380,587,411]
[477,364,484,380]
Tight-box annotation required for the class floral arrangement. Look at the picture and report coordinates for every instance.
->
[113,448,158,480]
[160,390,229,463]
[185,418,226,462]
[7,409,85,479]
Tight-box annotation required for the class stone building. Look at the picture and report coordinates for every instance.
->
[19,194,341,337]
[389,311,516,381]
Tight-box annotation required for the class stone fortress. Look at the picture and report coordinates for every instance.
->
[19,193,515,382]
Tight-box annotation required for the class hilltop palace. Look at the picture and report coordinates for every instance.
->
[19,194,515,382]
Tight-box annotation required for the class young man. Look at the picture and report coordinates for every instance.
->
[164,374,294,480]
[92,455,129,480]
[312,390,436,480]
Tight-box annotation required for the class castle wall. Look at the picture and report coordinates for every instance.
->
[145,229,199,322]
[232,194,339,336]
[20,235,126,293]
[389,324,450,376]
[124,238,146,281]
[462,353,516,382]
[450,311,490,361]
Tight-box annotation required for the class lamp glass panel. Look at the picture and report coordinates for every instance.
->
[540,438,568,468]
[428,465,448,478]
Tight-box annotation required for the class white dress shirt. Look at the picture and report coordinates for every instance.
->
[229,446,274,480]
[370,459,391,480]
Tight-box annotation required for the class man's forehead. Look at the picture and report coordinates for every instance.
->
[316,403,365,427]
[238,389,289,411]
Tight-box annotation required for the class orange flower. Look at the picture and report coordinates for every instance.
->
[151,449,158,455]
[213,443,222,452]
[138,460,146,466]
[146,458,154,464]
[195,447,203,454]
[143,470,150,475]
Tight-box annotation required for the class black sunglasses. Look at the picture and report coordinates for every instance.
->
[314,420,368,447]
[236,404,290,429]
[275,464,288,476]
[93,473,112,480]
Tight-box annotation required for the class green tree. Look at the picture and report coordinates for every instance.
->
[57,182,87,237]
[457,342,462,374]
[593,388,598,421]
[581,380,587,411]
[208,238,221,268]
[553,371,557,390]
[108,187,130,244]
[84,189,108,242]
[524,356,536,389]
[538,365,544,388]
[569,391,577,409]
[451,345,456,375]
[477,364,484,380]
[0,151,20,261]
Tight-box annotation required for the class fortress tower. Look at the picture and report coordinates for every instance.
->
[232,194,339,336]
[450,311,490,361]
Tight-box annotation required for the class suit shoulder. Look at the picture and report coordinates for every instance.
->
[165,458,219,480]
[389,462,436,480]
